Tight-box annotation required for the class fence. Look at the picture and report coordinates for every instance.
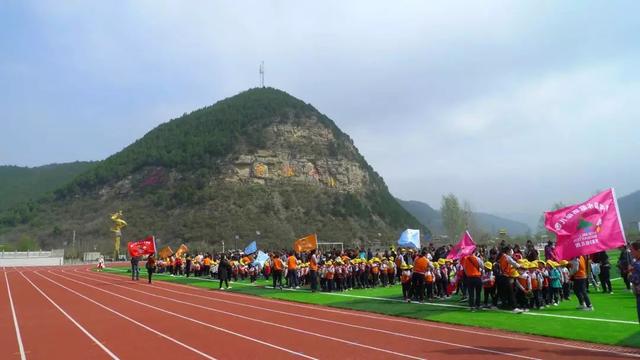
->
[0,249,65,267]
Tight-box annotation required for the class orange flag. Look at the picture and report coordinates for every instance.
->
[175,244,189,258]
[158,246,173,259]
[294,234,318,253]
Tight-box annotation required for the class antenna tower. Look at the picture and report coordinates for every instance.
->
[259,61,265,88]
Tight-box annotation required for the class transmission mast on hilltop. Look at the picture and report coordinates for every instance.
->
[259,61,265,88]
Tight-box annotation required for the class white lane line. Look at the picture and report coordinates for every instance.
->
[31,272,217,360]
[95,268,640,358]
[4,270,26,360]
[18,271,120,360]
[50,271,317,360]
[84,269,540,360]
[70,270,426,360]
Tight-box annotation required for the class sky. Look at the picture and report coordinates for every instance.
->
[1,1,639,223]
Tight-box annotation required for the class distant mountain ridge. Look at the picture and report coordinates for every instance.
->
[0,162,95,211]
[396,198,531,237]
[618,190,640,232]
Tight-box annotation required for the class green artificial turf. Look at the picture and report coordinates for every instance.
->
[100,266,640,348]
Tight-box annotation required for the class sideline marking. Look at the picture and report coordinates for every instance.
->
[84,269,540,360]
[31,271,217,360]
[105,268,636,324]
[4,270,26,360]
[19,271,120,360]
[50,270,318,360]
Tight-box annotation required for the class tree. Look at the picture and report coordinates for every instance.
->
[441,194,467,243]
[16,235,38,251]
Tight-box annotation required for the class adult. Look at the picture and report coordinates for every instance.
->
[309,249,319,292]
[628,240,640,324]
[408,250,431,303]
[525,240,539,262]
[130,255,140,281]
[570,255,593,311]
[544,240,558,262]
[272,253,284,289]
[593,251,612,294]
[618,245,633,292]
[462,252,483,311]
[287,252,299,288]
[497,246,524,313]
[218,254,231,289]
[145,253,156,284]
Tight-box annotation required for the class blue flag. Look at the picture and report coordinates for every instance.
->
[253,250,269,266]
[397,229,420,249]
[244,241,257,254]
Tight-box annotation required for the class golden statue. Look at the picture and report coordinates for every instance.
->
[110,210,127,259]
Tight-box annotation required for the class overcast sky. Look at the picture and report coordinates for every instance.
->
[1,1,639,220]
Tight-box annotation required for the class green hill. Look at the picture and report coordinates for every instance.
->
[0,88,427,253]
[0,162,95,212]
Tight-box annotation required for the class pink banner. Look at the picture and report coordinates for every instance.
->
[446,231,476,260]
[544,189,626,260]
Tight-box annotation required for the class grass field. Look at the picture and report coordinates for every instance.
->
[100,265,640,348]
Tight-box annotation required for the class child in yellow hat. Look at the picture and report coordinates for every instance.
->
[482,261,497,309]
[548,260,562,305]
[401,264,412,301]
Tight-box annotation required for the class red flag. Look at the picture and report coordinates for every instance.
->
[446,231,476,260]
[544,188,626,260]
[127,236,156,257]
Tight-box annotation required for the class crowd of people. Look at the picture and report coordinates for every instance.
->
[125,239,640,323]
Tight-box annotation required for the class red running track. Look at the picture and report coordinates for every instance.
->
[1,265,639,360]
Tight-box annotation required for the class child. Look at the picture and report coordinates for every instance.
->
[96,256,105,272]
[515,261,532,312]
[371,259,380,288]
[326,261,335,292]
[530,262,543,310]
[335,259,344,291]
[425,266,435,301]
[387,257,396,286]
[401,264,412,300]
[559,260,571,300]
[380,259,389,287]
[248,264,257,284]
[482,261,496,308]
[548,260,562,305]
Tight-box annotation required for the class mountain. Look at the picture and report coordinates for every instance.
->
[0,162,95,211]
[0,88,427,253]
[618,190,640,233]
[396,198,531,237]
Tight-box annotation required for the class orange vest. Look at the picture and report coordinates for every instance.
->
[413,256,428,274]
[401,273,411,283]
[273,258,283,271]
[462,256,481,277]
[425,271,434,283]
[499,254,515,277]
[287,256,297,270]
[517,277,528,290]
[309,256,318,271]
[531,275,539,289]
[574,256,587,279]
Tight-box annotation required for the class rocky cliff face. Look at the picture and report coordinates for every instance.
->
[224,118,370,193]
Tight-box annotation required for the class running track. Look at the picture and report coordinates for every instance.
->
[1,266,639,360]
